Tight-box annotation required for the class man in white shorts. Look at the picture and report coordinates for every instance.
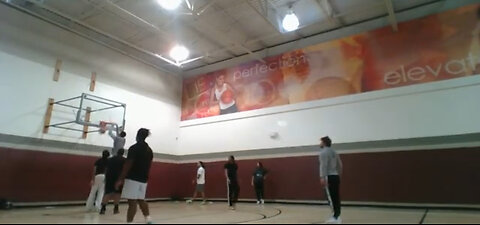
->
[116,128,153,224]
[186,161,207,204]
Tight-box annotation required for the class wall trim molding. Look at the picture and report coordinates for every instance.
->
[0,133,178,162]
[1,132,480,163]
[175,133,480,163]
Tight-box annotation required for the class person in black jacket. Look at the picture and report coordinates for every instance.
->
[100,148,126,215]
[224,156,239,210]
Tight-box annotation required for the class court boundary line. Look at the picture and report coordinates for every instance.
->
[237,207,282,224]
[419,209,429,224]
[12,199,480,211]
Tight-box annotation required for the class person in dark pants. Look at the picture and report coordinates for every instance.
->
[319,136,343,224]
[100,148,126,215]
[115,128,154,224]
[251,162,267,205]
[224,156,239,210]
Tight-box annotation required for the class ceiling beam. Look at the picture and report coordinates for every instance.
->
[258,0,267,15]
[77,0,105,21]
[384,0,398,32]
[195,0,219,16]
[99,0,230,66]
[181,16,266,63]
[104,0,172,39]
[203,0,386,61]
[0,0,182,74]
[182,1,266,63]
[316,0,343,27]
[204,0,386,60]
[217,1,269,47]
[117,0,268,65]
[80,0,173,48]
[245,0,281,34]
[181,21,239,63]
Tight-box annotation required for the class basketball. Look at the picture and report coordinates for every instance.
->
[221,89,234,104]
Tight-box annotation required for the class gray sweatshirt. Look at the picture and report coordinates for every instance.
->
[319,147,343,178]
[109,129,126,156]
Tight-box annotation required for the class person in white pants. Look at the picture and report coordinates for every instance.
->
[86,150,110,211]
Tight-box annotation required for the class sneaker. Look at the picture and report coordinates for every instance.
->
[256,201,260,205]
[99,204,107,215]
[186,200,193,204]
[325,217,342,224]
[145,216,153,224]
[229,206,236,210]
[201,201,207,205]
[261,200,265,205]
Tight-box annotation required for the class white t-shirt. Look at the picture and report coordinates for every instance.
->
[214,83,235,110]
[197,167,206,185]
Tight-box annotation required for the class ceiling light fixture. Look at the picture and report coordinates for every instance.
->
[169,45,190,62]
[282,8,300,32]
[155,54,204,67]
[156,0,182,10]
[154,44,204,68]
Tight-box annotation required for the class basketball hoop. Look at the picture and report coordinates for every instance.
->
[99,121,107,134]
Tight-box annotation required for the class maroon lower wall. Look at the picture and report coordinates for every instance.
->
[0,147,176,202]
[1,147,479,204]
[175,148,480,204]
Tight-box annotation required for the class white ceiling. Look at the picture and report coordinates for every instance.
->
[0,0,472,75]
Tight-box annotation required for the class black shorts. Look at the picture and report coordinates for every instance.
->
[105,178,122,195]
[220,104,238,115]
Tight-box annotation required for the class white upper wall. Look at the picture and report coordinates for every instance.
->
[178,76,480,155]
[3,2,479,157]
[0,4,182,154]
[176,1,480,155]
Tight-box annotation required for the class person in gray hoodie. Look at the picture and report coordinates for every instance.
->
[319,136,343,224]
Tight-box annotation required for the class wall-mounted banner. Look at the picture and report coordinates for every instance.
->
[182,4,480,121]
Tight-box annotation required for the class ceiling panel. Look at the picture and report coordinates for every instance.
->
[83,12,142,41]
[336,1,388,24]
[115,0,171,28]
[6,0,459,73]
[43,0,93,19]
[297,20,339,37]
